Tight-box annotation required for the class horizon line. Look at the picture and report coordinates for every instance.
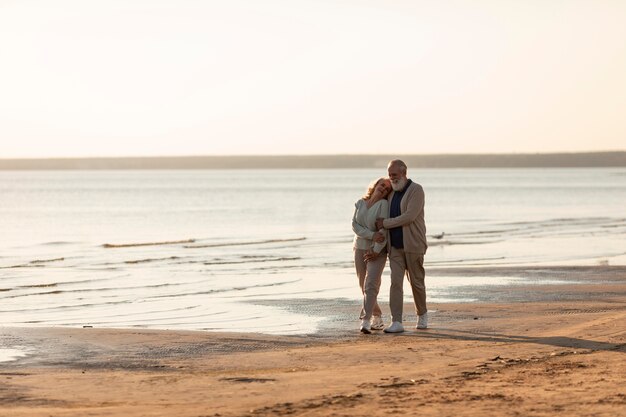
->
[2,150,626,161]
[1,151,625,169]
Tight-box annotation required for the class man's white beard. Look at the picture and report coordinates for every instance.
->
[391,178,407,192]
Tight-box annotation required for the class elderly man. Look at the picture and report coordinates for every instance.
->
[375,159,428,332]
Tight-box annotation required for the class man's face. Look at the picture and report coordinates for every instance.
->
[388,164,408,192]
[387,165,405,181]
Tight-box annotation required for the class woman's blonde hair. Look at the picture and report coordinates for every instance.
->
[363,177,387,200]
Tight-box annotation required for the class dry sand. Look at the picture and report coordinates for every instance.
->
[1,266,625,416]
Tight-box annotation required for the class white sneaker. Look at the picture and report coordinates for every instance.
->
[383,321,404,333]
[370,316,385,330]
[360,319,371,334]
[416,312,428,329]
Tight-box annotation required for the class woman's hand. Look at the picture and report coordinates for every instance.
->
[373,231,385,243]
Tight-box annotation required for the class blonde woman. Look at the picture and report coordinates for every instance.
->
[352,177,391,334]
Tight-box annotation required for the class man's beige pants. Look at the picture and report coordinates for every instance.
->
[389,247,427,323]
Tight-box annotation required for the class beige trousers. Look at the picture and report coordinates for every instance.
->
[388,247,427,322]
[354,248,386,320]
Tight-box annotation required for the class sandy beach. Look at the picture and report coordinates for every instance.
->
[1,266,625,417]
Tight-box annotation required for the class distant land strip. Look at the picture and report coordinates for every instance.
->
[1,152,625,169]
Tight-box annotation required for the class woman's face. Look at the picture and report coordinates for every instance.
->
[375,179,392,198]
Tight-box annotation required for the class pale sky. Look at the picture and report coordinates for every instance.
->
[1,0,625,158]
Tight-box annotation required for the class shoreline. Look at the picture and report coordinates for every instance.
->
[1,265,625,416]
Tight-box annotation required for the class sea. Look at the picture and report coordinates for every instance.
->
[1,168,625,335]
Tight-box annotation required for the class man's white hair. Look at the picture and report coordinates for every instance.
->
[388,159,407,174]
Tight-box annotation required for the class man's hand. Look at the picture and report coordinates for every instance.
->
[375,218,385,230]
[373,231,385,243]
[363,250,378,263]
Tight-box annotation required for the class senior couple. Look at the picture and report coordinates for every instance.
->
[352,159,428,334]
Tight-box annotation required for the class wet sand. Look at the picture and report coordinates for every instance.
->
[1,266,625,416]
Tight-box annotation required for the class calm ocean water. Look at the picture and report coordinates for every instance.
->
[1,168,625,334]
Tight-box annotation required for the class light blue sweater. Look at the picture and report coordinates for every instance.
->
[352,198,389,253]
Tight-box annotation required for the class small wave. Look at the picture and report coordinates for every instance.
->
[427,256,506,265]
[0,280,199,300]
[1,264,44,269]
[184,237,306,249]
[203,257,300,266]
[146,279,300,300]
[58,275,131,285]
[600,223,626,229]
[19,283,59,289]
[298,237,351,246]
[125,256,181,264]
[321,261,352,268]
[256,265,304,271]
[103,239,195,248]
[0,257,64,269]
[169,256,301,266]
[83,304,204,320]
[1,289,64,298]
[0,275,132,296]
[549,217,613,224]
[448,217,626,242]
[504,217,612,227]
[31,258,65,264]
[1,299,134,313]
[452,229,519,237]
[429,240,500,247]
